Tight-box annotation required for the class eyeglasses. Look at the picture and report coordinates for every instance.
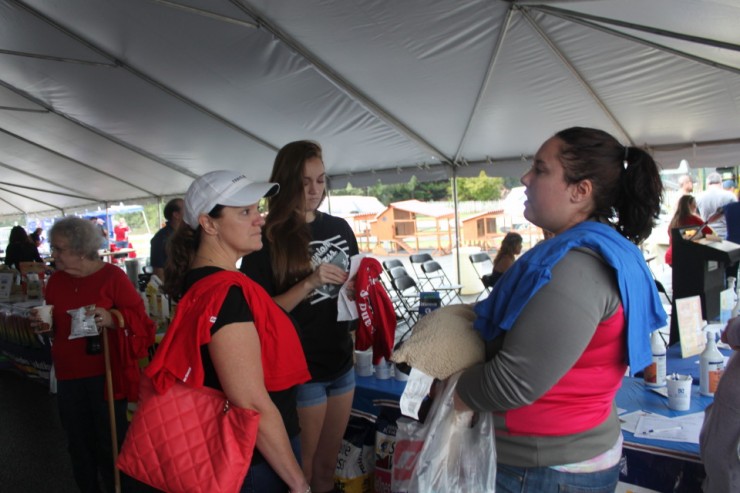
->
[50,245,67,254]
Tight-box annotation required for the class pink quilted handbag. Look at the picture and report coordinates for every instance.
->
[117,375,260,493]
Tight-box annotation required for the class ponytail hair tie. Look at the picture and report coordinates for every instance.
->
[623,146,630,170]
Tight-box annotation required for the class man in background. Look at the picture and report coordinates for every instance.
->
[697,172,736,239]
[89,217,109,250]
[678,174,694,195]
[149,198,183,281]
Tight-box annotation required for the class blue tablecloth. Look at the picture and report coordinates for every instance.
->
[665,342,731,382]
[353,375,406,417]
[616,376,713,458]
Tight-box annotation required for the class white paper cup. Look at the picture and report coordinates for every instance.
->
[666,374,692,411]
[354,350,373,377]
[33,304,53,333]
[374,357,391,380]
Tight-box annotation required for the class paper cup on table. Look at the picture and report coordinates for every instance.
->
[666,374,692,411]
[33,304,53,333]
[354,349,373,377]
[374,357,391,380]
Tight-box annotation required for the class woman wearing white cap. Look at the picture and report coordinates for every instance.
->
[241,141,359,493]
[158,170,312,493]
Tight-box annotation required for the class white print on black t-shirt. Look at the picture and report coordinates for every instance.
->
[309,234,351,304]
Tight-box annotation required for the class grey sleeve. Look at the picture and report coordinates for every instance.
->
[726,317,740,347]
[457,249,622,412]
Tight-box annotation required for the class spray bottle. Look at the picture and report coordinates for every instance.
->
[644,329,667,387]
[700,329,725,396]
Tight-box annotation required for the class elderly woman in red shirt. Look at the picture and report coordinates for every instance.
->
[31,216,154,492]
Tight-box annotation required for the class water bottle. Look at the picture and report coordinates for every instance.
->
[700,331,724,396]
[732,276,740,319]
[644,329,667,387]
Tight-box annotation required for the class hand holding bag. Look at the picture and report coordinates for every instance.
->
[391,372,496,493]
[116,375,260,493]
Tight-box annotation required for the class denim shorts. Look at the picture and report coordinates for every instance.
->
[296,367,355,408]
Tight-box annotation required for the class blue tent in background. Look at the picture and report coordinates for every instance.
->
[25,204,149,253]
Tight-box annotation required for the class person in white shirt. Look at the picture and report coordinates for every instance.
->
[696,172,736,239]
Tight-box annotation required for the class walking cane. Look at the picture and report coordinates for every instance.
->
[102,322,121,493]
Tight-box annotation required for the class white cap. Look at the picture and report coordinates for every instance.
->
[183,170,279,228]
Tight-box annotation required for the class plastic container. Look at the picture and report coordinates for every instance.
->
[644,329,667,387]
[700,330,724,396]
[374,357,391,380]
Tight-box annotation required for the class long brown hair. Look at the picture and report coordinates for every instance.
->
[493,232,522,266]
[668,195,698,231]
[264,140,324,291]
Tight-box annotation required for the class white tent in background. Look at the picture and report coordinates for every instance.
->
[320,196,386,219]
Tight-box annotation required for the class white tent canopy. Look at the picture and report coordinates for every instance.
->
[1,0,739,216]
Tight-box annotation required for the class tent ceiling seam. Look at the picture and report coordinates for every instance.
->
[532,6,740,76]
[0,106,48,113]
[150,0,258,28]
[233,0,454,166]
[0,127,156,197]
[454,6,514,163]
[328,161,450,182]
[0,185,62,212]
[649,137,740,152]
[13,0,280,153]
[0,194,23,213]
[0,47,116,66]
[0,160,91,198]
[0,79,199,180]
[520,6,634,146]
[532,4,740,54]
[0,181,97,201]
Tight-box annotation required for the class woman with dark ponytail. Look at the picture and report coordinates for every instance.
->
[455,127,667,492]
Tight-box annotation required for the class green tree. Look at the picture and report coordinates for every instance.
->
[453,171,505,200]
[331,182,366,196]
[416,180,450,201]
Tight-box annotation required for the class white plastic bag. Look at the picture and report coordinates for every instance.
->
[391,372,496,493]
[66,305,99,339]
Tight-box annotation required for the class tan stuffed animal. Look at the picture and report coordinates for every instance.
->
[391,304,484,380]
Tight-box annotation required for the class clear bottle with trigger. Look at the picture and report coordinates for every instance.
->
[731,276,740,319]
[644,329,667,387]
[700,330,725,396]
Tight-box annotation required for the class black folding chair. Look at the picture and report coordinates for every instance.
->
[469,252,494,301]
[382,258,404,274]
[390,273,421,325]
[420,260,463,305]
[409,253,434,289]
[379,260,408,323]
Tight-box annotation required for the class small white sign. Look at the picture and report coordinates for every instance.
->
[399,367,434,420]
[0,272,13,300]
